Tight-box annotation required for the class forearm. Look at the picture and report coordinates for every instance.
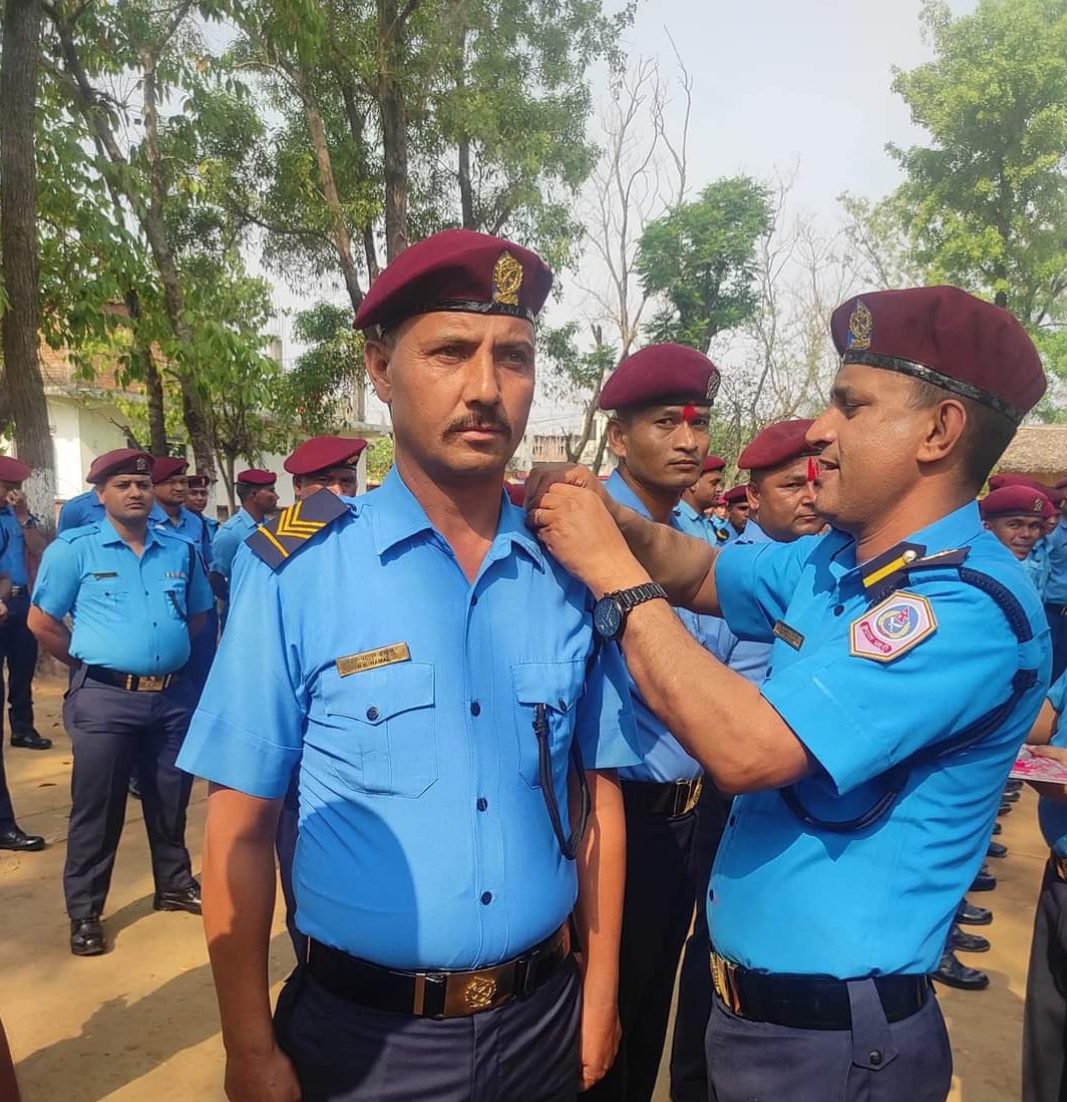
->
[573,770,626,1005]
[21,526,47,559]
[618,600,813,794]
[202,786,282,1057]
[1027,700,1058,745]
[188,612,208,640]
[26,608,77,669]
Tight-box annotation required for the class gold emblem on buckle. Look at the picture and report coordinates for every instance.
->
[137,675,167,692]
[710,954,743,1015]
[463,975,498,1011]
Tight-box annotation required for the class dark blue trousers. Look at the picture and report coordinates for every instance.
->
[0,592,38,738]
[705,980,952,1102]
[1023,861,1067,1102]
[275,955,581,1102]
[1046,604,1067,682]
[276,774,304,963]
[0,728,14,833]
[62,670,197,918]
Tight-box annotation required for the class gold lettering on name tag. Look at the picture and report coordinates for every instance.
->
[336,643,412,677]
[772,620,805,651]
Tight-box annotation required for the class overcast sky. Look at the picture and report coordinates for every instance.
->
[270,0,977,431]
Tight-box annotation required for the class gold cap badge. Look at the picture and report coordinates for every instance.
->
[492,251,523,307]
[847,301,873,351]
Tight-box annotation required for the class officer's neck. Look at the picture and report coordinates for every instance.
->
[617,465,679,525]
[161,501,182,522]
[852,487,975,563]
[107,512,150,550]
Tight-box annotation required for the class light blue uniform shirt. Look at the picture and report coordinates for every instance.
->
[710,501,1050,977]
[606,473,705,783]
[210,507,260,579]
[673,500,718,547]
[58,489,167,533]
[1045,519,1067,604]
[32,518,213,675]
[1024,539,1052,600]
[1039,671,1067,856]
[200,514,220,541]
[179,468,639,970]
[155,506,212,566]
[0,507,29,587]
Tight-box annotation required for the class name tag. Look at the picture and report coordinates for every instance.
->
[773,620,805,651]
[92,572,118,580]
[164,571,187,579]
[336,643,411,678]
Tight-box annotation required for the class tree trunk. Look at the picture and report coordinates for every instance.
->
[336,69,381,283]
[181,380,214,474]
[1,0,55,532]
[378,0,409,261]
[124,290,167,455]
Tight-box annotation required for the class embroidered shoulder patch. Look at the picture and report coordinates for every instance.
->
[245,488,349,570]
[849,591,937,663]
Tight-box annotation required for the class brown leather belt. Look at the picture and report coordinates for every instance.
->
[306,923,571,1019]
[1052,853,1067,882]
[710,952,930,1030]
[85,666,175,693]
[621,777,703,819]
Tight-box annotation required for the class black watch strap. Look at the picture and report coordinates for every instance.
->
[610,581,668,613]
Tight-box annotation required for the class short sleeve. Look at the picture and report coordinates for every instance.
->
[715,536,811,643]
[187,548,213,615]
[574,641,640,770]
[31,539,81,621]
[761,579,1036,796]
[177,560,305,798]
[209,525,236,575]
[56,499,84,534]
[1049,670,1067,716]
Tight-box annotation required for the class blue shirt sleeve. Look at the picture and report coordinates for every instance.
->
[761,578,1035,796]
[187,546,214,615]
[177,558,304,798]
[57,497,87,534]
[574,642,640,770]
[715,537,810,643]
[31,538,81,620]
[1049,670,1067,716]
[210,523,240,576]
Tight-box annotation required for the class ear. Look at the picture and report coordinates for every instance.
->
[365,338,393,403]
[94,485,106,501]
[606,417,628,461]
[917,399,967,464]
[982,520,992,531]
[745,481,760,511]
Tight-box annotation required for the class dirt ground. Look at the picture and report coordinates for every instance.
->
[0,673,1045,1102]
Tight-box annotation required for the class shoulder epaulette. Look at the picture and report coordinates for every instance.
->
[57,522,101,544]
[245,488,349,570]
[862,541,972,600]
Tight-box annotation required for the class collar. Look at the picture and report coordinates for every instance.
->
[237,506,256,526]
[736,517,770,544]
[674,499,704,524]
[372,467,545,570]
[98,516,160,550]
[606,470,682,529]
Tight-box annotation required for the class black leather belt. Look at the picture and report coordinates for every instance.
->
[306,924,571,1019]
[1052,853,1067,882]
[84,666,177,693]
[8,585,26,597]
[711,953,931,1031]
[1046,603,1067,617]
[622,777,703,819]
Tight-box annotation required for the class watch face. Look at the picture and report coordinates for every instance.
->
[593,596,624,640]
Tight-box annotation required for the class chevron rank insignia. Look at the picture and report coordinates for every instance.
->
[245,489,349,570]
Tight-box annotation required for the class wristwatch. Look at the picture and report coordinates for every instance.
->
[593,582,668,642]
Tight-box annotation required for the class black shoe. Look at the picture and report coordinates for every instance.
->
[128,775,142,801]
[154,883,201,915]
[932,950,989,990]
[948,924,990,953]
[971,871,997,892]
[1005,779,1023,792]
[70,917,106,957]
[998,802,1012,816]
[1002,789,1020,803]
[992,822,1003,835]
[10,730,52,751]
[957,900,993,926]
[987,841,1008,859]
[0,826,45,852]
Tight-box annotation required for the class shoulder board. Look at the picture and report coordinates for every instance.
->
[245,489,349,570]
[907,547,971,571]
[57,523,101,544]
[154,525,196,545]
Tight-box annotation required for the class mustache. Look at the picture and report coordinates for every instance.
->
[445,409,513,436]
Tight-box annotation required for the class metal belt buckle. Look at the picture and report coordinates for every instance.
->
[442,963,511,1017]
[711,954,743,1016]
[684,776,704,816]
[137,675,168,692]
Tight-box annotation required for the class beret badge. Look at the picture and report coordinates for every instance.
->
[492,251,523,307]
[1034,497,1044,513]
[847,300,873,351]
[136,457,148,472]
[707,371,721,403]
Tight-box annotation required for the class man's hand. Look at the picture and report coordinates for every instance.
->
[527,482,649,597]
[524,464,614,513]
[6,490,29,523]
[225,1046,301,1102]
[0,601,7,627]
[578,989,622,1092]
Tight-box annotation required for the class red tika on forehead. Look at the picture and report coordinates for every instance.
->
[682,404,698,423]
[807,457,819,483]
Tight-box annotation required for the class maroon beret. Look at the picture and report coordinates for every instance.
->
[186,474,211,489]
[713,495,727,507]
[600,344,721,411]
[988,473,1060,501]
[86,448,153,484]
[354,229,553,332]
[284,436,368,476]
[980,485,1052,520]
[723,485,749,506]
[703,454,726,473]
[151,456,189,484]
[0,457,31,483]
[737,419,817,471]
[235,468,277,486]
[831,286,1045,424]
[504,481,526,507]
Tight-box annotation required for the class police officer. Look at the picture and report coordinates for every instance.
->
[1042,478,1067,680]
[58,468,167,531]
[670,417,821,1102]
[675,454,726,545]
[981,485,1052,589]
[721,485,749,543]
[284,435,366,500]
[178,229,640,1102]
[152,457,212,563]
[208,468,278,599]
[185,474,219,541]
[0,458,51,750]
[581,343,719,1102]
[528,285,1051,1102]
[27,448,214,956]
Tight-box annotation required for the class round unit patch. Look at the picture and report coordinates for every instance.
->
[849,591,937,663]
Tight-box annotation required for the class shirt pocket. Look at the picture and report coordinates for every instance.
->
[163,579,188,621]
[511,660,585,790]
[321,662,438,799]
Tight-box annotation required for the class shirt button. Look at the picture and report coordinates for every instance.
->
[869,1050,883,1067]
[834,605,845,616]
[557,698,567,711]
[477,797,488,812]
[470,701,481,717]
[729,815,736,827]
[366,706,380,721]
[480,891,493,905]
[708,889,715,902]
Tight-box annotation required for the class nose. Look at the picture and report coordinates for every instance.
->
[806,410,834,451]
[674,421,699,452]
[462,344,503,410]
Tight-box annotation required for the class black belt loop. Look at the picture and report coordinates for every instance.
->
[847,978,900,1070]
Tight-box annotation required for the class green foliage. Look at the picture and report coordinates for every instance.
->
[540,321,618,398]
[282,301,365,435]
[636,177,774,351]
[365,435,394,482]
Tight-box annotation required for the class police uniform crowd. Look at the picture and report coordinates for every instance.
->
[3,229,1067,1102]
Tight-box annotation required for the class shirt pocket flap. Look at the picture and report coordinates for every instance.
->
[511,659,585,712]
[325,662,435,725]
